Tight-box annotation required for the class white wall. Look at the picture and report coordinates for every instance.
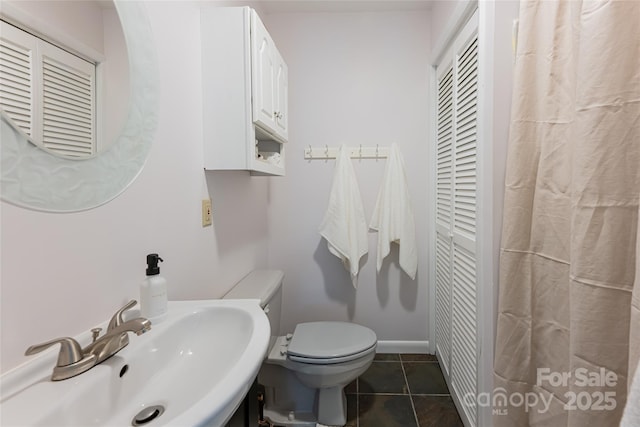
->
[0,1,270,374]
[430,0,459,50]
[3,0,105,54]
[264,11,431,345]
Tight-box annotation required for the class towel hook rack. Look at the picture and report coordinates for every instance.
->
[303,145,389,160]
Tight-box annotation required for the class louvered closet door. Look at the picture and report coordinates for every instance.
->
[434,9,479,427]
[451,28,478,427]
[435,60,454,377]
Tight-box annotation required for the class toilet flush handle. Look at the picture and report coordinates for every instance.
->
[263,304,270,314]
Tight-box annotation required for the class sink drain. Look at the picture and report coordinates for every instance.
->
[132,405,165,426]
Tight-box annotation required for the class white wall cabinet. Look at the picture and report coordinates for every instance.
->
[273,51,288,140]
[201,7,288,176]
[250,14,288,142]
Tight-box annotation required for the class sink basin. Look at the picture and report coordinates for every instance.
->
[0,299,270,426]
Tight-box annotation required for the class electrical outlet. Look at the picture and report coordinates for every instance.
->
[202,199,212,227]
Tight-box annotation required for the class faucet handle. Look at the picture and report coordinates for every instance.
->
[108,300,138,331]
[91,328,102,342]
[25,337,83,367]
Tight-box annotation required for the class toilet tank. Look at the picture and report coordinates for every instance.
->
[223,270,283,338]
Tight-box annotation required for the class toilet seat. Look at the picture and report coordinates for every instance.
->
[288,343,376,365]
[286,321,377,365]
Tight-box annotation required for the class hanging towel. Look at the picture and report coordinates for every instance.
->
[369,143,417,279]
[319,145,368,287]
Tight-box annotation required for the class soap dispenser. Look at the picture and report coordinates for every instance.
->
[140,253,168,322]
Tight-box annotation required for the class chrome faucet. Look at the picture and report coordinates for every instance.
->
[24,300,151,381]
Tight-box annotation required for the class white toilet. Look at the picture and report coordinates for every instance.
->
[223,270,377,427]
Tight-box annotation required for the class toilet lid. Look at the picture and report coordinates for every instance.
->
[287,321,377,360]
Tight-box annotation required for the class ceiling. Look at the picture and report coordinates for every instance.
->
[257,0,436,14]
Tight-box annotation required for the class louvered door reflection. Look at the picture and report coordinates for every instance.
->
[41,51,95,156]
[434,10,479,427]
[0,20,96,157]
[0,21,35,136]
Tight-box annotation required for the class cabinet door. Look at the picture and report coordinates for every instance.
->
[251,11,277,133]
[273,49,288,141]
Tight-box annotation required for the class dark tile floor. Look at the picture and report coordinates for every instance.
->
[228,353,463,427]
[345,353,464,427]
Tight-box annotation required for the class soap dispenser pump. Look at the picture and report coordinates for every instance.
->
[140,253,168,322]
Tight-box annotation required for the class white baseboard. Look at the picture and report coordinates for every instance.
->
[376,340,431,354]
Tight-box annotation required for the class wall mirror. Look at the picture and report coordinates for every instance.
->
[0,0,158,212]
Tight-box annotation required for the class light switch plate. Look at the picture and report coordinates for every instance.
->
[202,199,212,227]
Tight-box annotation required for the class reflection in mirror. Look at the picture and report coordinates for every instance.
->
[0,0,129,157]
[0,0,158,212]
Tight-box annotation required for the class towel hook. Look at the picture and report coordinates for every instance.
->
[359,144,363,158]
[376,144,379,159]
[325,145,329,159]
[308,144,312,159]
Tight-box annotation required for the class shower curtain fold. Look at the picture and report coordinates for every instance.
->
[494,1,640,426]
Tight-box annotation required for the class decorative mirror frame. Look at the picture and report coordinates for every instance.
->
[0,1,158,213]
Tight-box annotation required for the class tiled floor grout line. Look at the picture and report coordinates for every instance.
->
[399,358,421,427]
[348,355,463,427]
[412,393,452,396]
[357,392,412,396]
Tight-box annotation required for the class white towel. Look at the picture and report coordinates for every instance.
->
[369,143,417,279]
[319,145,368,287]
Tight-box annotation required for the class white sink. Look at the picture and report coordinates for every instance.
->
[0,299,270,426]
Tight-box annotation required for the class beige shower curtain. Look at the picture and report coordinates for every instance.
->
[494,1,640,426]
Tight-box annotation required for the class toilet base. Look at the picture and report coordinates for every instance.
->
[258,363,350,427]
[261,397,347,427]
[317,386,347,426]
[263,409,346,427]
[257,335,375,427]
[262,407,317,427]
